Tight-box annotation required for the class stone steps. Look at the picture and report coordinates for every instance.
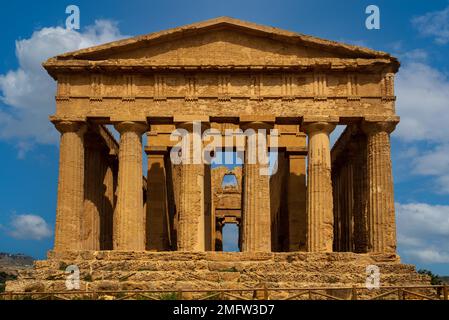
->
[6,251,431,295]
[20,268,423,283]
[33,260,416,274]
[6,276,430,295]
[45,251,401,263]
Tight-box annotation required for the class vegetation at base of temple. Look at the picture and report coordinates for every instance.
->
[158,292,179,300]
[0,253,34,292]
[418,269,445,285]
[0,272,17,292]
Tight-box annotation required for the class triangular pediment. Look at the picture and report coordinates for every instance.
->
[46,17,397,68]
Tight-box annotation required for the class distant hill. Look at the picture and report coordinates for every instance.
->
[0,253,34,268]
[440,276,449,284]
[0,253,34,292]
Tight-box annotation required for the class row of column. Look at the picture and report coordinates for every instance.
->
[305,121,397,253]
[54,121,147,251]
[53,119,397,253]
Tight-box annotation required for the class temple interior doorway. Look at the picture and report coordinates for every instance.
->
[222,223,240,252]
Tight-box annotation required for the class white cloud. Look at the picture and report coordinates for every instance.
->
[15,141,33,160]
[412,6,449,44]
[0,20,126,150]
[7,214,53,240]
[395,61,449,143]
[411,144,449,194]
[396,202,449,264]
[401,48,428,62]
[406,249,449,264]
[413,144,449,176]
[396,145,419,161]
[393,51,449,194]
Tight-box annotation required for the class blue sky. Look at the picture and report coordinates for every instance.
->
[0,1,449,276]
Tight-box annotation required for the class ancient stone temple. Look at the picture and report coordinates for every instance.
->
[7,17,429,295]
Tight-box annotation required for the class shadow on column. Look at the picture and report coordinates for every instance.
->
[146,162,171,251]
[84,133,115,251]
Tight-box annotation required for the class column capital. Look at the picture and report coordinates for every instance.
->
[361,121,397,135]
[302,121,336,135]
[114,121,148,135]
[173,115,210,132]
[174,121,210,132]
[54,120,87,134]
[240,121,274,131]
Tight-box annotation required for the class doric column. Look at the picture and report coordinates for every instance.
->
[53,121,87,251]
[146,147,171,251]
[362,121,397,253]
[286,152,307,251]
[113,121,147,251]
[176,121,209,251]
[303,121,336,252]
[241,122,272,252]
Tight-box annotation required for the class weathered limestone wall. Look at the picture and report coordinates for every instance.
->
[47,18,398,124]
[269,151,289,251]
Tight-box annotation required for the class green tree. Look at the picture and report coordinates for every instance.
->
[418,269,442,285]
